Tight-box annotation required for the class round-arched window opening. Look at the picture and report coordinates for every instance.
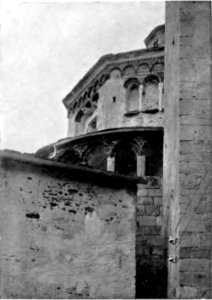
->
[142,75,159,111]
[115,147,137,176]
[126,83,139,112]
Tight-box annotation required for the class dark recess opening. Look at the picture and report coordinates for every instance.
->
[115,147,137,176]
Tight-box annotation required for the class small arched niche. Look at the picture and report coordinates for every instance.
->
[110,68,121,79]
[142,75,159,111]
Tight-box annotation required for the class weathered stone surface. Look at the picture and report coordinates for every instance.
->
[164,1,212,298]
[179,259,210,273]
[0,156,136,299]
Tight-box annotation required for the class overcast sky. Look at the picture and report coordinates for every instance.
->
[1,1,165,153]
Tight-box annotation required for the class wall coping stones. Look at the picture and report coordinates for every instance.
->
[0,150,146,188]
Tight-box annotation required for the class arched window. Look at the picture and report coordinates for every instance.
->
[142,75,159,111]
[124,78,140,112]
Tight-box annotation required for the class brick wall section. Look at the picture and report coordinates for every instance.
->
[136,176,167,298]
[164,2,212,298]
[0,152,136,299]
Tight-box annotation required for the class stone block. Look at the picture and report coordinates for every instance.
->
[179,161,209,175]
[179,153,204,163]
[179,259,210,273]
[136,235,147,247]
[180,116,210,126]
[152,246,163,256]
[136,204,145,215]
[148,189,162,196]
[180,232,211,248]
[180,125,195,141]
[145,205,160,216]
[180,213,211,233]
[193,272,211,288]
[153,196,162,205]
[179,80,211,100]
[179,100,194,116]
[196,288,211,298]
[176,285,197,299]
[137,183,148,190]
[179,247,211,259]
[180,197,211,215]
[137,188,148,197]
[137,225,161,235]
[137,196,153,205]
[137,216,156,227]
[156,216,162,226]
[146,176,161,188]
[182,124,212,144]
[179,174,202,189]
[179,271,194,287]
[147,236,163,247]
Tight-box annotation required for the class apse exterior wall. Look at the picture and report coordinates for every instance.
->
[164,2,212,298]
[68,80,164,136]
[97,78,164,131]
[66,51,165,137]
[0,151,136,299]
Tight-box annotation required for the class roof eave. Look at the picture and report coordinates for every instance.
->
[62,46,164,109]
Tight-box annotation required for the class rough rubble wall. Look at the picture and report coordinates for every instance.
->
[136,177,167,298]
[0,156,136,299]
[164,2,212,298]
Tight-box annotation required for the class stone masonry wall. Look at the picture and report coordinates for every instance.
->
[136,176,167,298]
[164,2,212,298]
[0,152,136,299]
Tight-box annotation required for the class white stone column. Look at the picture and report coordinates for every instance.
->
[137,155,146,177]
[107,156,115,172]
[139,84,144,111]
[158,82,163,111]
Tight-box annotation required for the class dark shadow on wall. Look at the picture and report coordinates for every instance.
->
[136,255,167,298]
[135,129,167,299]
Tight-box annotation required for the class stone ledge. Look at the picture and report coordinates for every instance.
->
[0,150,146,188]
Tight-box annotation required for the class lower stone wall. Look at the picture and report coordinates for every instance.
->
[136,176,167,298]
[0,152,136,299]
